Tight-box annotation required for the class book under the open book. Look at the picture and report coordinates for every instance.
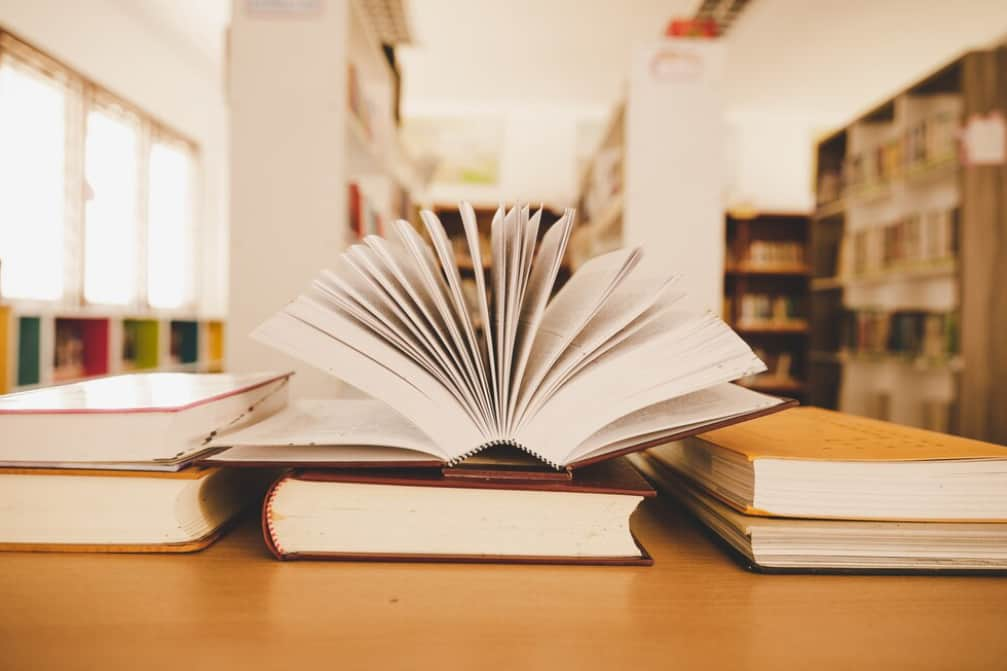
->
[210,202,793,471]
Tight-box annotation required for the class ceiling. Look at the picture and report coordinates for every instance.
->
[724,0,1007,124]
[397,0,696,113]
[123,0,1007,126]
[110,0,230,73]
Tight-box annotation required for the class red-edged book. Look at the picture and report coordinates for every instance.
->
[262,457,655,565]
[0,371,291,471]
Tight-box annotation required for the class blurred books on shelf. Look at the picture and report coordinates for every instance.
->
[817,100,961,205]
[736,294,804,329]
[724,213,810,401]
[840,309,958,362]
[838,206,958,279]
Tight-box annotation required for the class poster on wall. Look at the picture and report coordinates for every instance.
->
[402,116,504,186]
[245,0,321,18]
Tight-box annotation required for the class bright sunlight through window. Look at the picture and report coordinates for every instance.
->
[147,141,195,309]
[0,61,66,301]
[83,109,139,305]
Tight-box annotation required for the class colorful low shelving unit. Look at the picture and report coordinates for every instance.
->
[0,307,226,394]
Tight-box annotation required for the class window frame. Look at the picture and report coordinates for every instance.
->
[0,29,201,313]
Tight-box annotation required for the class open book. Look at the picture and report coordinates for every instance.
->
[219,203,792,470]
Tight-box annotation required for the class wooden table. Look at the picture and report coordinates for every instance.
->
[2,497,1005,670]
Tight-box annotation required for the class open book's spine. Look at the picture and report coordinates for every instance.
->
[447,439,563,470]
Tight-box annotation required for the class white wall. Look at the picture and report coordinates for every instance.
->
[227,0,350,397]
[725,107,821,214]
[0,0,229,316]
[624,40,726,315]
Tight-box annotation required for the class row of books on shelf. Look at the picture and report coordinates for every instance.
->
[581,145,623,223]
[727,293,803,328]
[860,391,956,435]
[817,106,960,204]
[347,62,372,140]
[727,240,805,269]
[740,349,796,386]
[839,206,958,277]
[347,183,384,240]
[841,309,958,361]
[4,371,1007,572]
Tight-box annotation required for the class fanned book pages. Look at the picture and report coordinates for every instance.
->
[221,203,793,470]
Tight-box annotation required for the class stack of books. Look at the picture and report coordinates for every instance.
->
[0,372,290,552]
[202,202,793,564]
[1,202,797,563]
[630,407,1007,573]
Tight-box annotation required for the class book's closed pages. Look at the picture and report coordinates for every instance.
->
[0,372,291,471]
[646,407,1007,521]
[0,467,272,552]
[262,457,655,564]
[632,453,1007,574]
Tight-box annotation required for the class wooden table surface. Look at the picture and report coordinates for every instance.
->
[2,497,1005,671]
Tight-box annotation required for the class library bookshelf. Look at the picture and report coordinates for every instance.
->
[570,103,625,269]
[344,0,418,245]
[809,47,1007,443]
[0,304,224,395]
[228,0,418,396]
[724,212,811,401]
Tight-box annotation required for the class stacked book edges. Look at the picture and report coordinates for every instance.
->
[0,371,291,552]
[630,407,1007,574]
[1,202,802,561]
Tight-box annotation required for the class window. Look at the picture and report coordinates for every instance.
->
[0,33,199,310]
[0,58,66,301]
[147,140,195,309]
[83,108,140,305]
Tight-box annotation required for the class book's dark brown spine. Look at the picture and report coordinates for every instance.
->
[441,464,573,482]
[294,457,656,497]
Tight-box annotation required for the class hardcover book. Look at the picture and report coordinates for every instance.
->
[645,407,1007,521]
[631,452,1007,573]
[0,466,273,552]
[0,372,291,470]
[262,457,656,564]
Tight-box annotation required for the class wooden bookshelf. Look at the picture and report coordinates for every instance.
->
[570,103,625,269]
[809,47,1007,443]
[726,264,811,276]
[724,212,811,401]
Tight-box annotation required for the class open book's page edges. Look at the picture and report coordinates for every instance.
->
[565,397,798,470]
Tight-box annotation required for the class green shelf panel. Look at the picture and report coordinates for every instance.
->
[123,319,159,370]
[17,317,41,386]
[170,320,199,364]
